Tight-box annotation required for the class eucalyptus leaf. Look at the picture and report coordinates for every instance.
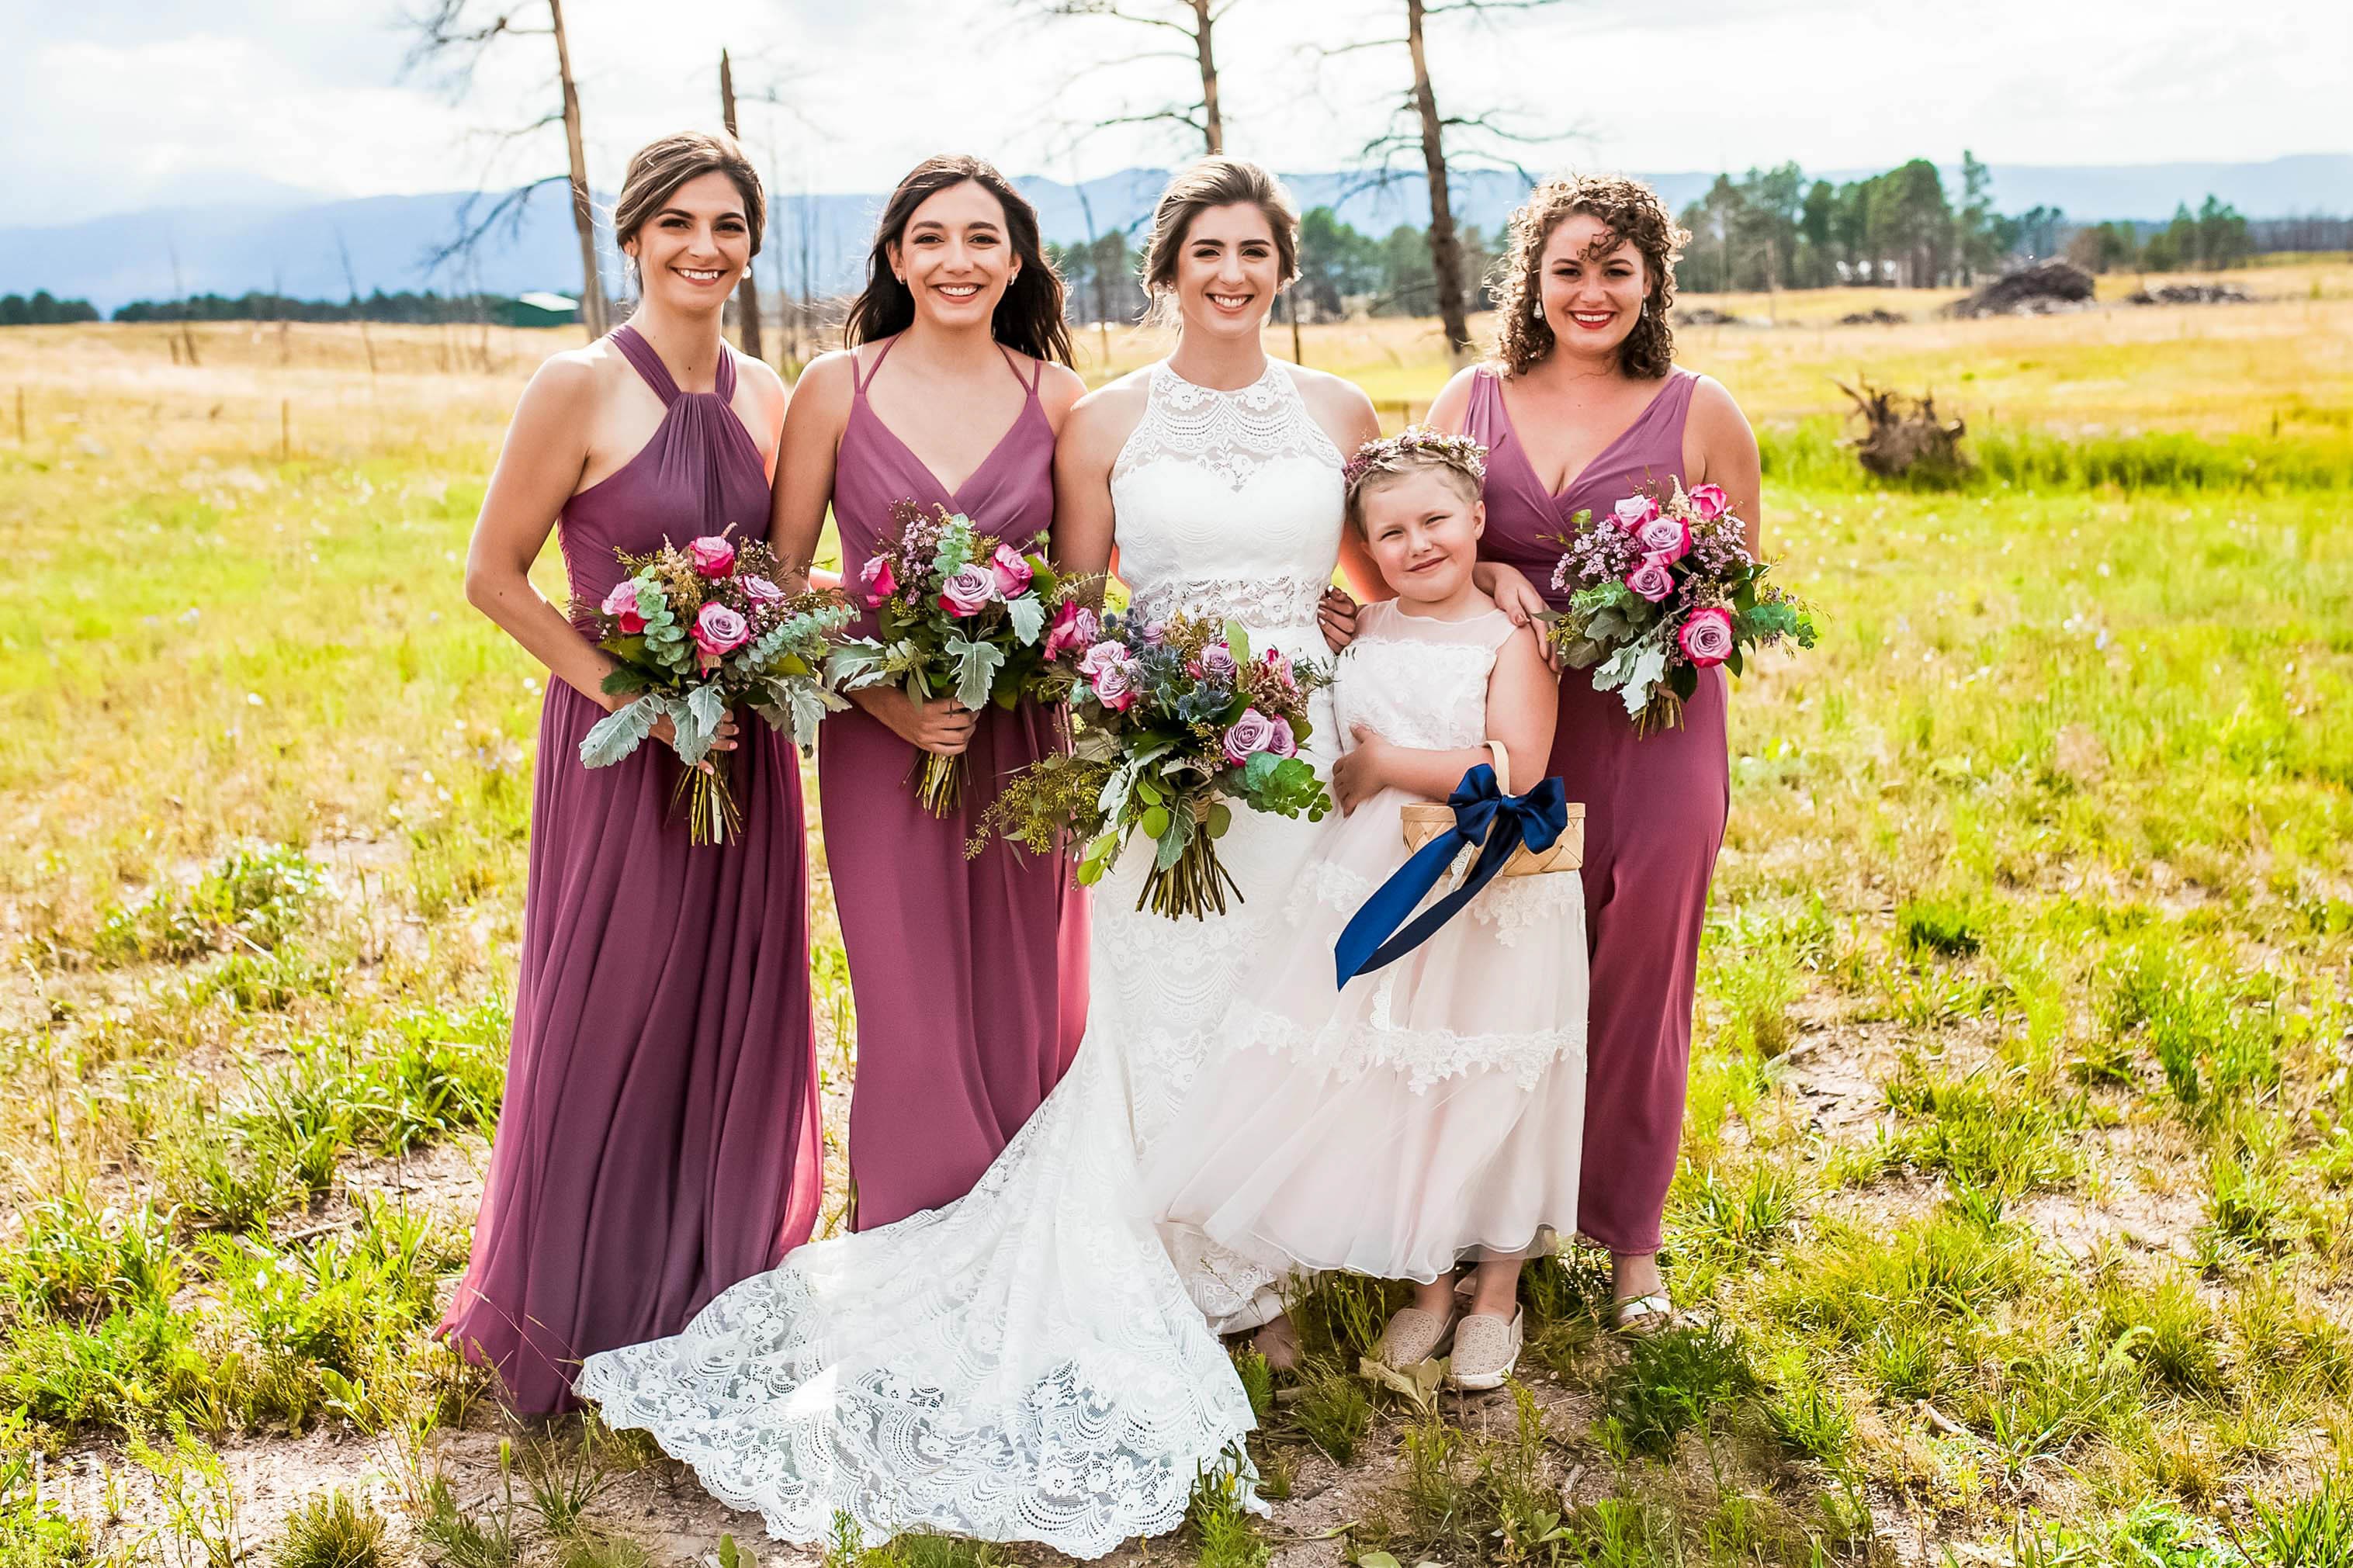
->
[578,698,660,769]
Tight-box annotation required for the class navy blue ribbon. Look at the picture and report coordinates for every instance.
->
[1333,763,1570,985]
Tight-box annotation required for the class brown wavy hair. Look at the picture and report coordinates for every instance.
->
[1139,157,1300,327]
[614,131,766,262]
[1490,175,1686,379]
[843,154,1074,365]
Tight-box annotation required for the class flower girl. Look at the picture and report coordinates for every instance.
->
[1145,429,1588,1390]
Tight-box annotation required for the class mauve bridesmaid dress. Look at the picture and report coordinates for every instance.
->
[439,325,823,1412]
[820,334,1086,1231]
[1462,364,1730,1257]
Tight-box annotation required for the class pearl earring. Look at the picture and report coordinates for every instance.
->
[1530,298,1544,320]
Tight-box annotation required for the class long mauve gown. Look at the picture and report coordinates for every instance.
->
[439,325,823,1412]
[1463,364,1729,1256]
[820,334,1086,1231]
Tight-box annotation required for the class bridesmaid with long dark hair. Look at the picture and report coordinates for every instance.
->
[443,131,823,1411]
[1427,174,1761,1333]
[773,154,1089,1231]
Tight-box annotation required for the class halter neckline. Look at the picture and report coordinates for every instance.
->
[612,323,737,407]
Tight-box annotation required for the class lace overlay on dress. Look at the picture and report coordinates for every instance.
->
[576,355,1350,1557]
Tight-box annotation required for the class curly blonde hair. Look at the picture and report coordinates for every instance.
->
[1490,175,1686,379]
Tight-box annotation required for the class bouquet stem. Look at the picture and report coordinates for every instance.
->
[910,751,965,818]
[671,753,745,846]
[1137,836,1245,920]
[1632,692,1686,738]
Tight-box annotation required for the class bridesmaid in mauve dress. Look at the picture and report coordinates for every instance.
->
[442,133,821,1411]
[773,156,1090,1231]
[1431,174,1762,1328]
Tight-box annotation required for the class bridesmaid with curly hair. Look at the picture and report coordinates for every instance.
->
[1426,174,1761,1333]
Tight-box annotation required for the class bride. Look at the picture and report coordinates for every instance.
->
[574,157,1380,1559]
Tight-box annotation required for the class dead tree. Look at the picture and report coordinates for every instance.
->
[1020,0,1235,157]
[716,50,765,362]
[1329,0,1565,356]
[1835,379,1970,483]
[406,0,609,339]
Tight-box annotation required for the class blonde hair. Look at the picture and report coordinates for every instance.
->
[1342,427,1488,533]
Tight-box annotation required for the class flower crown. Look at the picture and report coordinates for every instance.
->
[1341,425,1490,494]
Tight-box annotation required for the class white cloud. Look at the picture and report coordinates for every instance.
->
[3,0,2347,224]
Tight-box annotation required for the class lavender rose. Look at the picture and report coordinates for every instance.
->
[740,575,785,606]
[1613,495,1660,531]
[1194,644,1239,682]
[1635,515,1693,561]
[1624,556,1677,603]
[1222,707,1282,767]
[1079,642,1138,711]
[937,562,996,618]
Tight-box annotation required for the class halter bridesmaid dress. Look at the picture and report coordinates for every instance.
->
[820,334,1086,1231]
[1462,365,1729,1258]
[439,325,824,1413]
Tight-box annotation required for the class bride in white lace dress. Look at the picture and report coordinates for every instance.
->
[574,160,1379,1559]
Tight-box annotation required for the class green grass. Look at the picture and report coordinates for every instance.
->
[4,321,2351,1562]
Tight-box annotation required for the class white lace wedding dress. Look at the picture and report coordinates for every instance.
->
[574,358,1345,1559]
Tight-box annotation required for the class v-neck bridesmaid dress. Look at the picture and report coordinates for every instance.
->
[818,334,1086,1231]
[1463,365,1729,1258]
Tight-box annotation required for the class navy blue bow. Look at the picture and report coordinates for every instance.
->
[1333,763,1570,985]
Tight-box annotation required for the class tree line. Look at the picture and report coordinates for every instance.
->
[105,290,556,326]
[1,292,102,325]
[1672,157,2286,292]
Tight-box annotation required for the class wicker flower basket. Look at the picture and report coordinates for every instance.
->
[1398,741,1584,877]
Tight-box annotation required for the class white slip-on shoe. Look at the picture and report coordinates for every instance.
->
[1447,1310,1524,1390]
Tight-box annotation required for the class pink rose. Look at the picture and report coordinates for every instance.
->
[1635,516,1693,560]
[1265,715,1297,757]
[1044,601,1100,659]
[687,535,736,580]
[1613,496,1660,531]
[1625,557,1676,602]
[1686,483,1730,521]
[938,562,996,618]
[741,575,785,607]
[858,555,899,608]
[691,601,750,660]
[1079,643,1138,711]
[1677,606,1735,666]
[601,580,649,635]
[1222,707,1282,766]
[987,542,1034,598]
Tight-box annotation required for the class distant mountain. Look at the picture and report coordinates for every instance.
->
[7,156,2345,313]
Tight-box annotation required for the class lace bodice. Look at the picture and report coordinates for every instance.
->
[1110,360,1345,630]
[1333,601,1514,754]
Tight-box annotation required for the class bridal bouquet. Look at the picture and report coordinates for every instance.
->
[580,531,854,845]
[1546,482,1815,732]
[826,500,1082,815]
[979,611,1332,919]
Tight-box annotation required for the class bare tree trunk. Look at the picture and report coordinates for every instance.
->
[719,49,764,363]
[1405,0,1470,355]
[549,0,606,339]
[1194,0,1223,154]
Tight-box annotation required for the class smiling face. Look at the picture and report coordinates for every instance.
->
[889,178,1017,331]
[1537,212,1650,368]
[1357,466,1486,608]
[1170,202,1284,341]
[623,170,751,314]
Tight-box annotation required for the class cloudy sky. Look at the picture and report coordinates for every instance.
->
[5,0,2348,223]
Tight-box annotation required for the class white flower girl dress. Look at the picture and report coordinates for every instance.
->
[1145,599,1589,1290]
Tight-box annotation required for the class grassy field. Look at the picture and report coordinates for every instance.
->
[2,264,2351,1567]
